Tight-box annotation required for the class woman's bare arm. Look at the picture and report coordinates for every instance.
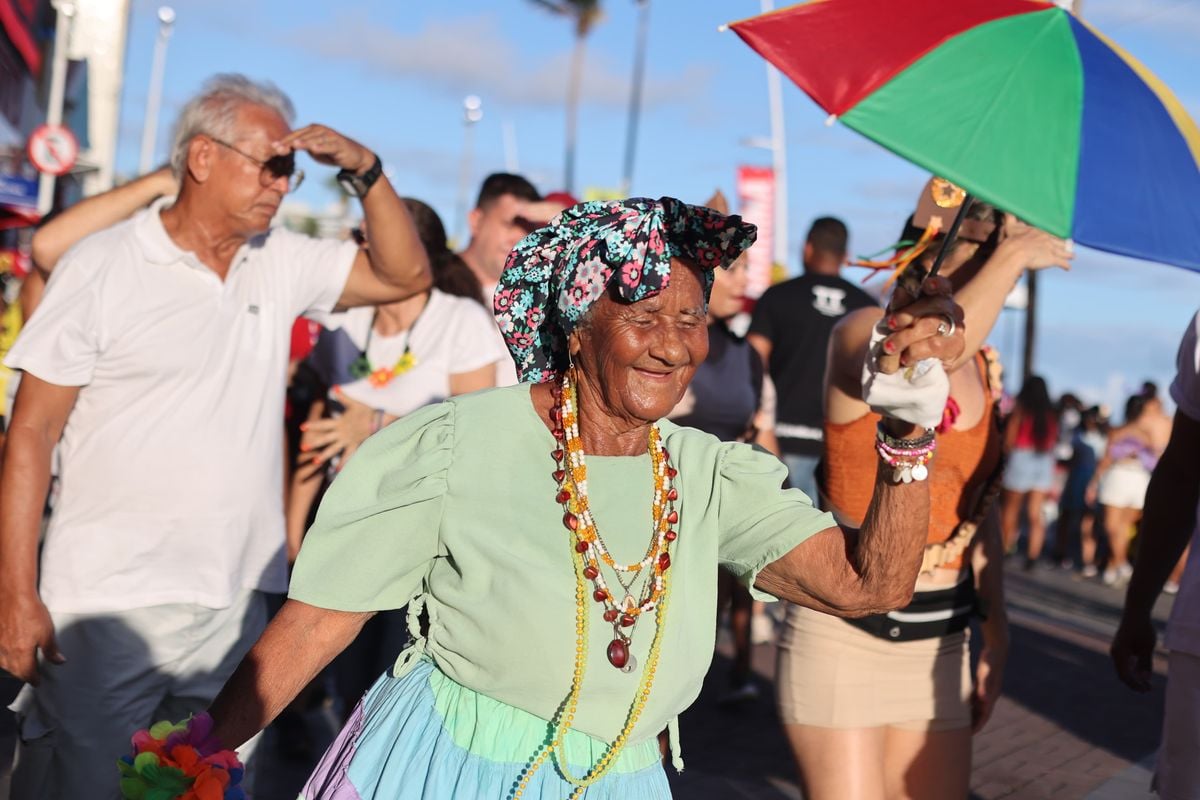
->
[31,167,177,273]
[208,599,372,750]
[824,307,886,426]
[1003,409,1023,451]
[286,400,328,562]
[756,457,929,616]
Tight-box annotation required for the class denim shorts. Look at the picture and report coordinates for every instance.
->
[1002,449,1056,493]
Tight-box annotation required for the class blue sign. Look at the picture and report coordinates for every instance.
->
[0,173,38,211]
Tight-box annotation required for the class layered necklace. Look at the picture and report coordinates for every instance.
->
[511,368,680,799]
[347,301,427,388]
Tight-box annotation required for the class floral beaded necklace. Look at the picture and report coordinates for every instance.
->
[347,301,427,388]
[510,369,679,799]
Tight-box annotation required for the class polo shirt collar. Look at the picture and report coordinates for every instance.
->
[134,197,269,275]
[135,197,192,267]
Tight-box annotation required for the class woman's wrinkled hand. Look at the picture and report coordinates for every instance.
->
[296,389,374,479]
[877,275,966,375]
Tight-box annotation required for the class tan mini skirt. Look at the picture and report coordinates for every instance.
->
[775,604,972,732]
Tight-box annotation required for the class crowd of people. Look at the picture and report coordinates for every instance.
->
[0,72,1195,800]
[1001,379,1189,592]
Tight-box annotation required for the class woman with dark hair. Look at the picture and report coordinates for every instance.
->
[284,198,508,714]
[776,185,1071,800]
[1000,375,1059,567]
[285,198,506,555]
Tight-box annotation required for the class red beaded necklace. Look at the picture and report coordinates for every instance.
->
[550,370,678,671]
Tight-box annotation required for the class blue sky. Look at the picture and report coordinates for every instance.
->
[115,0,1200,414]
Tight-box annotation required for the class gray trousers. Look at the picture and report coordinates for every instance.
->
[9,590,267,799]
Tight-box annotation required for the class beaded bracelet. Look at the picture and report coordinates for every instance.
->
[876,421,936,484]
[875,424,936,450]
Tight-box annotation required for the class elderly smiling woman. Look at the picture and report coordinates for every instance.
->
[201,198,964,799]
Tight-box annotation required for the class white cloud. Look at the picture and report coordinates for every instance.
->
[276,12,711,110]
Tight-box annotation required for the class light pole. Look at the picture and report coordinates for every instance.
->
[139,6,176,175]
[37,0,76,216]
[454,95,483,247]
[620,0,650,196]
[760,0,789,273]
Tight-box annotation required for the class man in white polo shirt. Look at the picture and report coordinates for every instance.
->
[1112,308,1200,800]
[0,73,430,796]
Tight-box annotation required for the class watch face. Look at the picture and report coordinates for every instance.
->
[338,175,361,198]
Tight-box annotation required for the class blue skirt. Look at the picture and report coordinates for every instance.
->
[299,657,672,799]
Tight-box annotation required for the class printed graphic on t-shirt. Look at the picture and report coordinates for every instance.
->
[812,285,848,317]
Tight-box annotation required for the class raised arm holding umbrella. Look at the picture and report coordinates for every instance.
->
[728,1,1199,797]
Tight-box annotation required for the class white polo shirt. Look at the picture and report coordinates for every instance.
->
[5,199,356,613]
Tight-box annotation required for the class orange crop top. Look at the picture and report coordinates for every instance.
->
[821,353,1003,570]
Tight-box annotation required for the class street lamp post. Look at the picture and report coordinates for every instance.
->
[139,6,176,175]
[620,0,650,196]
[36,0,76,216]
[761,0,789,273]
[454,95,483,247]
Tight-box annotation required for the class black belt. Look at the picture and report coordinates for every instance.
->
[843,569,978,642]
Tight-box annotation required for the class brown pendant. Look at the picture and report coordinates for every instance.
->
[607,638,629,669]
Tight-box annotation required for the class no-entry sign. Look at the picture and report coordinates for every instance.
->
[27,124,79,176]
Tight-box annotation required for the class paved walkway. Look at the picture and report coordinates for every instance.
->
[0,563,1176,799]
[664,565,1174,800]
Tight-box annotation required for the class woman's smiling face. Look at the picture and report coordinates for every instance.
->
[571,258,709,425]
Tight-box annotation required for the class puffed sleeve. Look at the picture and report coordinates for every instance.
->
[716,442,837,602]
[289,401,454,611]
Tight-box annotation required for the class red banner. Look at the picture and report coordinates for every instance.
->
[736,165,774,300]
[0,0,41,77]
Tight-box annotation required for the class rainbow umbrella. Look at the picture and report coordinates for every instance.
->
[729,0,1200,271]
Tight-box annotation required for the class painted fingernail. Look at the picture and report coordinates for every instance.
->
[300,444,310,453]
[887,316,898,330]
[883,340,896,354]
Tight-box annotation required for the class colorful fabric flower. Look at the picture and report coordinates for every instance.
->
[494,196,757,383]
[118,713,244,800]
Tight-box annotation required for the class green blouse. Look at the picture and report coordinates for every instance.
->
[290,384,835,744]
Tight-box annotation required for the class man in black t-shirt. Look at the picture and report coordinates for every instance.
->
[748,217,877,500]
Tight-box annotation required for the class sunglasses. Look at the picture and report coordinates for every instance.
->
[209,137,305,193]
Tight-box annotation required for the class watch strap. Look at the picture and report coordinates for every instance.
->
[339,154,383,198]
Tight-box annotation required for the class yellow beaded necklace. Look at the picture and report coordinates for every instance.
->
[510,371,678,799]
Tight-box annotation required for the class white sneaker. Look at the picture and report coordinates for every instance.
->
[1118,563,1134,580]
[1081,565,1098,579]
[1102,568,1119,586]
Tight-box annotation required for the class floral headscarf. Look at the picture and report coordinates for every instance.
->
[495,196,757,384]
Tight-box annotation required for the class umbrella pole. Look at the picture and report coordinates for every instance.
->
[925,193,974,281]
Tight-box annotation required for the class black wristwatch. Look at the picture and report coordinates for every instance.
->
[337,154,383,199]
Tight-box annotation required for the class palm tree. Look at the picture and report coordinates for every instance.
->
[530,0,603,194]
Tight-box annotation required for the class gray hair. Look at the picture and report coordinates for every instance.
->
[169,73,296,179]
